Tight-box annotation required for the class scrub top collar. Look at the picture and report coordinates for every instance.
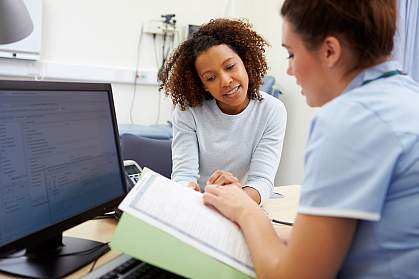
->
[341,60,403,95]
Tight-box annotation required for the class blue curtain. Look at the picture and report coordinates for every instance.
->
[393,0,419,82]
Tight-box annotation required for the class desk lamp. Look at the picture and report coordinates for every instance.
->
[0,0,33,44]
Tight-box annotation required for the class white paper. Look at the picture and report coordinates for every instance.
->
[118,169,256,277]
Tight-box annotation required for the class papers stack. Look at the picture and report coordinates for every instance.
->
[110,168,255,279]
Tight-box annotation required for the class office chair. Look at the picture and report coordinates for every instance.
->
[119,133,172,178]
[261,75,282,98]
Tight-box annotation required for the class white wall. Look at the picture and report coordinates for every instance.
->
[1,0,234,124]
[43,0,240,125]
[235,0,316,186]
[0,0,315,185]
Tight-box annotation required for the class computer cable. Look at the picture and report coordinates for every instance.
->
[130,24,145,124]
[88,258,100,274]
[56,242,110,258]
[262,205,294,226]
[153,33,163,125]
[271,219,293,226]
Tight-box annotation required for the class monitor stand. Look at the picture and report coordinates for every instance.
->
[0,235,110,279]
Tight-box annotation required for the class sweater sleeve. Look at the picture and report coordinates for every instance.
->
[245,100,287,204]
[171,106,200,186]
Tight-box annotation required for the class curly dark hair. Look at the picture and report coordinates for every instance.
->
[158,18,269,110]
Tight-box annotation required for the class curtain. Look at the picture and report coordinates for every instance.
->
[393,0,419,82]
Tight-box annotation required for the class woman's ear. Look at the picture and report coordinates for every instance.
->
[321,36,343,68]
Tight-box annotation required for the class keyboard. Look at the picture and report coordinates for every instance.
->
[81,254,185,279]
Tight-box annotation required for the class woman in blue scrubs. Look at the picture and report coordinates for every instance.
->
[203,0,419,278]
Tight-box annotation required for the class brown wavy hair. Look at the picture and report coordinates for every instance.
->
[158,18,269,110]
[281,0,396,71]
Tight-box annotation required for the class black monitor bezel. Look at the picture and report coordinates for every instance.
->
[0,80,127,253]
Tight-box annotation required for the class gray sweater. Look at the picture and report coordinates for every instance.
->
[171,92,287,204]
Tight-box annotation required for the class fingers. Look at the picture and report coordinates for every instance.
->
[203,185,245,223]
[207,170,227,184]
[202,184,219,205]
[204,184,220,194]
[212,175,240,187]
[206,170,239,186]
[203,183,232,200]
[187,181,201,192]
[202,192,218,207]
[202,185,222,209]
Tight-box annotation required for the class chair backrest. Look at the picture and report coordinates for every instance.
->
[260,75,275,95]
[261,75,283,98]
[119,133,172,178]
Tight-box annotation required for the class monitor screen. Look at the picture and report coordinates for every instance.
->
[186,24,200,40]
[0,80,127,278]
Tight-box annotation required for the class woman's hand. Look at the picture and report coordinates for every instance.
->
[206,170,261,203]
[187,181,201,192]
[203,184,260,224]
[206,170,241,187]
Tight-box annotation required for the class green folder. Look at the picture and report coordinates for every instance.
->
[110,212,254,279]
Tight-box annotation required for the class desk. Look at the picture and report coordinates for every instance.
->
[64,218,119,279]
[263,185,300,238]
[0,219,119,279]
[1,185,300,279]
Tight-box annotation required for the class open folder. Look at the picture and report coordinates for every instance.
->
[110,168,255,279]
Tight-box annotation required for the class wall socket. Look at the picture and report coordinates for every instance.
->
[143,21,176,36]
[136,69,158,85]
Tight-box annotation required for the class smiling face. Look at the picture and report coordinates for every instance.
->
[194,44,250,114]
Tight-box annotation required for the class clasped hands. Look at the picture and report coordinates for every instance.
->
[187,170,241,192]
[187,170,260,224]
[188,170,261,204]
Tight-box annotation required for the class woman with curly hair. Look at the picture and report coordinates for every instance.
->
[158,18,287,204]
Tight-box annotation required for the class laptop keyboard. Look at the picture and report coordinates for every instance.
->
[81,254,185,279]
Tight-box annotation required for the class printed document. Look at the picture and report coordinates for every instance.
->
[118,169,255,277]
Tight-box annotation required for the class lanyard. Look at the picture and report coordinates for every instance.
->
[361,70,405,86]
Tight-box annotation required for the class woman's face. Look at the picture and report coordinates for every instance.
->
[282,19,331,107]
[195,44,249,114]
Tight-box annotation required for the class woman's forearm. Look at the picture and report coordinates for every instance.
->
[238,208,287,279]
[242,186,261,204]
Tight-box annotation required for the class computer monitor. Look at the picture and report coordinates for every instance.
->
[185,24,200,40]
[0,80,127,278]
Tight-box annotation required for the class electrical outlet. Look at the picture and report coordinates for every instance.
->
[137,69,158,85]
[143,21,176,36]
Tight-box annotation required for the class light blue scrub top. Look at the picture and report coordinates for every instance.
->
[299,60,419,278]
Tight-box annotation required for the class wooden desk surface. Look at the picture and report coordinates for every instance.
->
[1,185,300,279]
[263,185,300,238]
[64,218,119,279]
[0,218,119,279]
